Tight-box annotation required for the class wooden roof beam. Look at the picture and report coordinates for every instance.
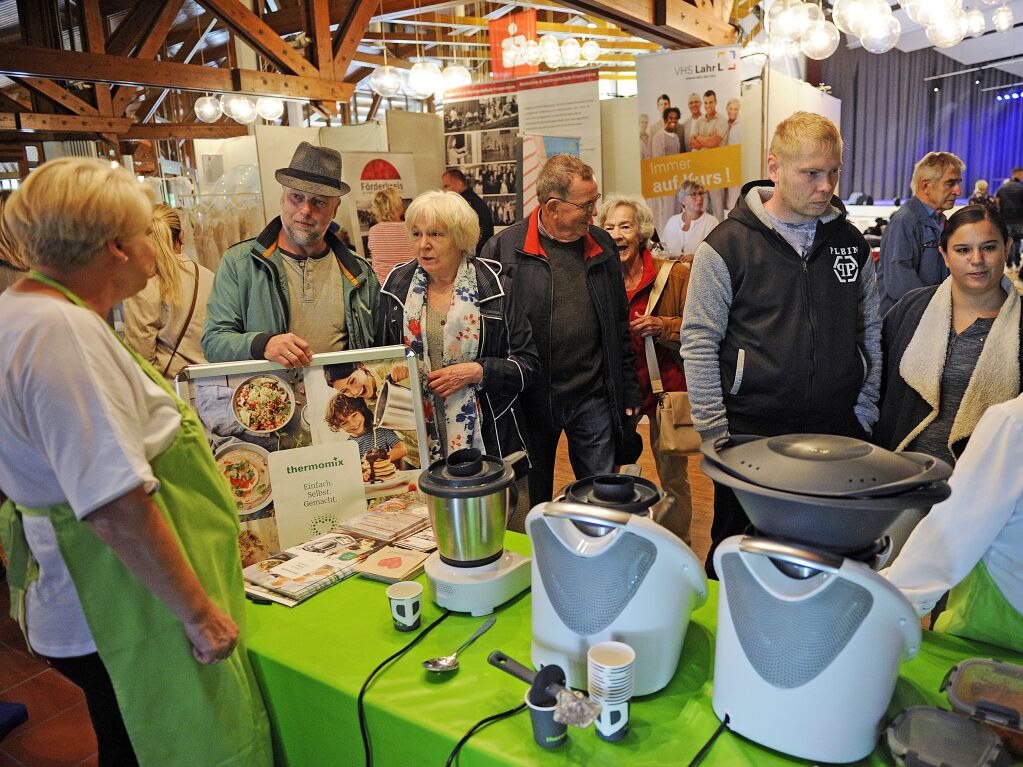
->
[0,46,352,102]
[193,0,320,77]
[106,1,166,58]
[112,0,187,115]
[351,51,413,69]
[0,92,30,112]
[139,18,219,125]
[13,113,134,133]
[307,0,335,80]
[332,0,379,74]
[10,77,99,116]
[556,0,734,47]
[124,122,249,139]
[80,0,114,115]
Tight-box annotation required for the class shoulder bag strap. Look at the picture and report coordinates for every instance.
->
[162,261,200,378]
[643,260,674,397]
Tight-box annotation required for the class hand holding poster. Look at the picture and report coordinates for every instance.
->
[636,46,742,253]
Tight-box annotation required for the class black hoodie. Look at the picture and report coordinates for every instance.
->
[680,181,882,439]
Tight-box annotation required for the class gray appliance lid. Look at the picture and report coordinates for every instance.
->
[418,448,513,498]
[562,474,662,514]
[706,434,950,498]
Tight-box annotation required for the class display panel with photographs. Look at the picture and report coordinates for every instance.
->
[480,129,517,163]
[176,347,428,565]
[486,196,517,226]
[445,133,480,166]
[443,95,519,132]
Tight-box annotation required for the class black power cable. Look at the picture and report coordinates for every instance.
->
[686,714,730,767]
[358,609,452,767]
[445,702,527,767]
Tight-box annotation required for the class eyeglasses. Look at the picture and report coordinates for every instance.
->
[553,194,601,213]
[687,191,706,197]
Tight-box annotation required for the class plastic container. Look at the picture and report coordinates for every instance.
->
[943,658,1023,757]
[886,707,1010,767]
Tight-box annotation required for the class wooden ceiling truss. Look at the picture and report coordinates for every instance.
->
[0,0,736,146]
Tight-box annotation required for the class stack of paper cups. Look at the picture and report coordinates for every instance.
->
[587,641,636,741]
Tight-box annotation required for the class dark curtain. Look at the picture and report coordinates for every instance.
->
[821,43,1023,201]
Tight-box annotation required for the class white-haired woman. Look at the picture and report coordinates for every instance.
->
[598,194,694,544]
[367,187,415,285]
[376,189,539,461]
[661,180,719,261]
[123,204,214,383]
[0,159,271,767]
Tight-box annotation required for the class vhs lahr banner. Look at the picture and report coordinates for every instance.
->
[636,45,742,240]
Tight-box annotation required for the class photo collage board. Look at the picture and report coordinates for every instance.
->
[176,346,429,565]
[443,81,521,228]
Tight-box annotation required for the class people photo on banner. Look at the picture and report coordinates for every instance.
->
[636,46,742,249]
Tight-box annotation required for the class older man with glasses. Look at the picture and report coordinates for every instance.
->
[482,154,641,507]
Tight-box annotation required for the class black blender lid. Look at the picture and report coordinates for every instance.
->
[700,434,952,551]
[419,448,514,498]
[562,474,661,514]
[703,434,952,499]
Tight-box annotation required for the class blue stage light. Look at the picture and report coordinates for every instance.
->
[998,95,1004,101]
[1013,93,1021,99]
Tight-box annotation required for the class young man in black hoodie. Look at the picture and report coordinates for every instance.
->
[681,111,882,577]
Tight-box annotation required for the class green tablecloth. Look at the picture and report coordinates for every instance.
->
[245,533,1023,766]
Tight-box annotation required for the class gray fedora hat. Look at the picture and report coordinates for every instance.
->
[275,141,351,197]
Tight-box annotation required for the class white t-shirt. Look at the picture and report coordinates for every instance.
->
[883,395,1023,618]
[661,213,720,257]
[0,290,181,657]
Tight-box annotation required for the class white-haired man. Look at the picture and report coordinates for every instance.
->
[877,151,964,315]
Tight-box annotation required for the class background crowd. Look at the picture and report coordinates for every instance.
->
[1,117,1022,763]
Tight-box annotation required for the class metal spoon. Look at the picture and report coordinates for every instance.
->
[422,616,497,673]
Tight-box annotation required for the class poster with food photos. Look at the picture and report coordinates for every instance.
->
[176,346,428,566]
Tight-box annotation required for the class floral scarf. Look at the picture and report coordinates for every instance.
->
[403,256,482,461]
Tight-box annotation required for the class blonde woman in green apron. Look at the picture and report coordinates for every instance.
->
[883,394,1023,653]
[0,158,271,766]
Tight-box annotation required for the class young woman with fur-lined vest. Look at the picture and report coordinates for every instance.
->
[875,205,1022,465]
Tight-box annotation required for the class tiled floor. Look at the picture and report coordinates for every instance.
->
[0,424,713,765]
[0,589,97,766]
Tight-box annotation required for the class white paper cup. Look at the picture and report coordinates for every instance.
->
[588,641,636,705]
[386,581,423,632]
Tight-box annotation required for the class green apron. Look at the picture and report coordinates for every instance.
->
[934,559,1023,654]
[0,272,272,767]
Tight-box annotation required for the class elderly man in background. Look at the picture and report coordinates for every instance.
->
[482,154,641,505]
[203,142,379,365]
[682,112,881,577]
[442,168,495,255]
[876,151,964,315]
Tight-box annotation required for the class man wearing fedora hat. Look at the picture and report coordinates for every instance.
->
[203,141,379,365]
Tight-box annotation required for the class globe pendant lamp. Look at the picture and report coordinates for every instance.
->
[832,0,882,36]
[441,64,472,90]
[194,95,223,123]
[926,15,965,47]
[799,19,840,60]
[255,97,284,121]
[370,65,402,97]
[222,94,257,124]
[993,3,1013,31]
[560,37,582,66]
[778,1,813,41]
[408,61,442,98]
[860,15,902,53]
[581,39,601,62]
[964,8,985,35]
